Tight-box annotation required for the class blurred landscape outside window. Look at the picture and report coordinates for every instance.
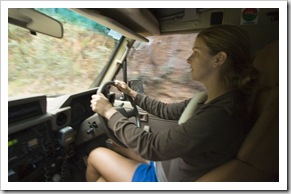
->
[8,8,121,98]
[117,33,206,103]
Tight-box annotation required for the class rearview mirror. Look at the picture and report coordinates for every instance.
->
[128,79,144,94]
[8,8,63,38]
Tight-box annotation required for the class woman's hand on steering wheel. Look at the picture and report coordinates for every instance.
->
[90,93,117,119]
[91,81,141,148]
[114,80,138,100]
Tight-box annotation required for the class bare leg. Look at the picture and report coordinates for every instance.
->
[109,141,149,164]
[86,147,141,182]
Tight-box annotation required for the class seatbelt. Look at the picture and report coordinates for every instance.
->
[178,92,207,125]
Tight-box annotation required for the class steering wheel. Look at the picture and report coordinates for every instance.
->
[97,81,141,148]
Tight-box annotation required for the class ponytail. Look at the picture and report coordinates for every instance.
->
[197,25,257,93]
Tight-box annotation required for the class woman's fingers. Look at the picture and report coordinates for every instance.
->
[114,80,130,94]
[91,93,111,114]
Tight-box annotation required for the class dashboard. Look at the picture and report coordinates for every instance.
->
[8,88,106,182]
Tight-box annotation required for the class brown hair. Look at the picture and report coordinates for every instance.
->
[197,25,257,93]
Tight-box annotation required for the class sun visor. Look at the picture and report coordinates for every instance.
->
[8,8,63,38]
[71,8,149,42]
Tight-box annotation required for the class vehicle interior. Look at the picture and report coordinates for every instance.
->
[5,5,284,188]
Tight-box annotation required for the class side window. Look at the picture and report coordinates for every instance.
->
[117,33,206,103]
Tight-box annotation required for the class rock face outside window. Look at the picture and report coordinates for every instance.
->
[124,33,206,103]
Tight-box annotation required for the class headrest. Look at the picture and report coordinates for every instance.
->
[253,40,279,87]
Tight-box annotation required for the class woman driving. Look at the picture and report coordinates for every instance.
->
[87,25,255,182]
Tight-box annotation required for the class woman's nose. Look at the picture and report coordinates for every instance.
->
[187,56,192,64]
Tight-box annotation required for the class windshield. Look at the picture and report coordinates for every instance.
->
[8,8,122,98]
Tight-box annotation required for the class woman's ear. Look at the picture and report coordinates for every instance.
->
[213,51,227,68]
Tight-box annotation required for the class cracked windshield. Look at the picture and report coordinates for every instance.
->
[8,8,121,98]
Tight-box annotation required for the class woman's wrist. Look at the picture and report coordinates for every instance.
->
[104,107,118,120]
[129,90,138,100]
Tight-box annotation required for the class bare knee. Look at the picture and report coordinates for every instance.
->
[86,146,140,182]
[87,147,109,167]
[86,147,110,182]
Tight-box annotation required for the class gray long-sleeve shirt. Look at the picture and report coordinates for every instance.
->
[108,90,251,181]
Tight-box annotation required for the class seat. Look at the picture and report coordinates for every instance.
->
[196,40,279,182]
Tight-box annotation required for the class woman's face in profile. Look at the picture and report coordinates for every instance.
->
[187,37,216,82]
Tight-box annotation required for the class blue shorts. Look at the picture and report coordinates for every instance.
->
[132,161,158,182]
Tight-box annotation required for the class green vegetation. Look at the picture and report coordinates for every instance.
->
[8,9,118,97]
